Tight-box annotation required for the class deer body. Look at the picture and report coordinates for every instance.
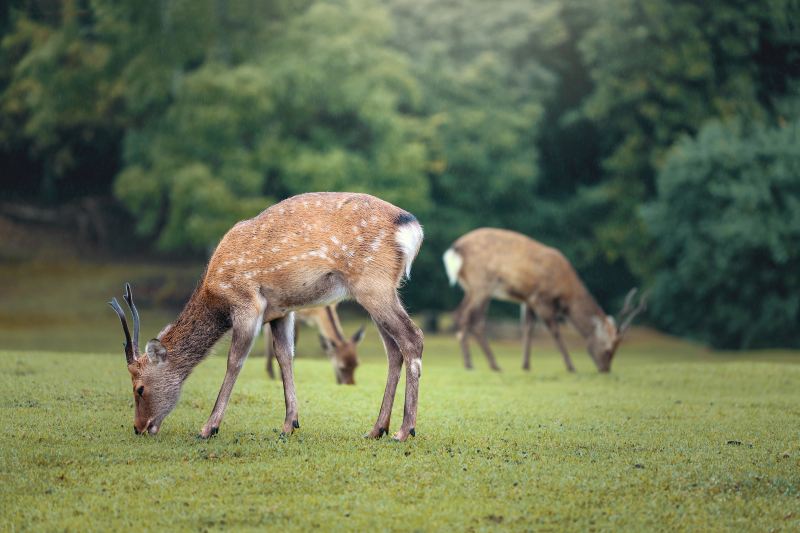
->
[265,304,365,385]
[110,192,423,441]
[443,228,644,373]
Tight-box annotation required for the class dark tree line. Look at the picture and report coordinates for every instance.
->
[2,0,798,347]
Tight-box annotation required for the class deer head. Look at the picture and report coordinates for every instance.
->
[319,325,365,385]
[590,288,647,372]
[109,283,181,435]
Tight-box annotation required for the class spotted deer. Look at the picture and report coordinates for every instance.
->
[443,228,645,373]
[109,192,424,441]
[264,304,365,385]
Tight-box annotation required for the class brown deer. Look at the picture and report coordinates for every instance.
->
[109,192,424,441]
[264,304,365,385]
[443,228,645,373]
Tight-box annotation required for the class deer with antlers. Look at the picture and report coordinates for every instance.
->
[264,304,365,385]
[443,228,645,373]
[109,192,424,441]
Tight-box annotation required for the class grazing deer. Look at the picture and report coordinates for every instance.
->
[109,192,424,441]
[443,228,645,373]
[264,304,365,385]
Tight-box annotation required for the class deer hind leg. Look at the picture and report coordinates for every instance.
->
[364,323,403,439]
[453,294,475,369]
[200,305,263,438]
[357,289,423,442]
[264,327,276,379]
[471,299,501,371]
[271,313,299,435]
[521,305,536,371]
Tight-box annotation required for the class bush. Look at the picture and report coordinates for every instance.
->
[644,118,800,349]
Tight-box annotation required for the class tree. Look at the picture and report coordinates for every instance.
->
[574,0,800,279]
[644,117,800,349]
[115,0,432,253]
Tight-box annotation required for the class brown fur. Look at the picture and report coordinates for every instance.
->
[445,228,638,373]
[115,192,424,440]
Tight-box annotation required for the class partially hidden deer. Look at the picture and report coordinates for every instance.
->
[442,228,645,373]
[109,192,424,441]
[264,304,365,385]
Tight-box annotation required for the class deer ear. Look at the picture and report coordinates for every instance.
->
[145,339,167,363]
[352,325,366,344]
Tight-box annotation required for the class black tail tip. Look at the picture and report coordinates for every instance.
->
[394,212,417,226]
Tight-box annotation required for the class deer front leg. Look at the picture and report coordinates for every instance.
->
[521,305,535,371]
[364,323,402,439]
[544,318,576,372]
[200,310,261,438]
[271,313,300,435]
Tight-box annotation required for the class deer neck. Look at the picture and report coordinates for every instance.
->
[569,287,608,340]
[159,287,231,380]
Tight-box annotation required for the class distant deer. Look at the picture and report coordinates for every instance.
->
[109,192,423,441]
[443,228,645,373]
[264,304,365,385]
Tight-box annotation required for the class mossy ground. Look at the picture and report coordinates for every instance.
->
[1,327,798,531]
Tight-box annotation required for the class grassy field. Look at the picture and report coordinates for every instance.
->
[1,325,799,531]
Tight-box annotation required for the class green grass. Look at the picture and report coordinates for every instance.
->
[1,330,799,531]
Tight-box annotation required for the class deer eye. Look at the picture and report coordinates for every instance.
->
[136,386,144,397]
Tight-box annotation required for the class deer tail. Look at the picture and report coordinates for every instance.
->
[442,248,463,287]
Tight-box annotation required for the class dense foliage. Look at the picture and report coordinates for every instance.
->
[645,119,800,349]
[1,0,798,347]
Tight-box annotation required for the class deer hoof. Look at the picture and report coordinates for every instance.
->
[197,426,219,439]
[364,427,388,439]
[292,420,300,429]
[409,427,416,437]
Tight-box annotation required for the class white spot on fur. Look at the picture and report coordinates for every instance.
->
[330,236,340,245]
[271,247,280,253]
[410,358,422,378]
[395,221,424,278]
[278,208,285,214]
[219,282,232,290]
[352,225,359,233]
[360,219,368,227]
[217,268,224,274]
[356,235,364,243]
[370,230,386,251]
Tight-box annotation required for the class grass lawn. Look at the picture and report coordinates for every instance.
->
[1,327,798,531]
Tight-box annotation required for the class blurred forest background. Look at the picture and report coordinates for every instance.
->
[1,0,798,350]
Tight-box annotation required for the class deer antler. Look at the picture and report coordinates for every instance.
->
[108,295,136,365]
[123,283,140,357]
[617,288,647,334]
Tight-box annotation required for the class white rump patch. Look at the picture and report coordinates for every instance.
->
[442,248,463,286]
[395,221,424,279]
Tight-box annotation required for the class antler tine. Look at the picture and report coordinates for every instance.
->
[619,291,647,334]
[123,283,140,356]
[617,288,639,319]
[108,297,136,365]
